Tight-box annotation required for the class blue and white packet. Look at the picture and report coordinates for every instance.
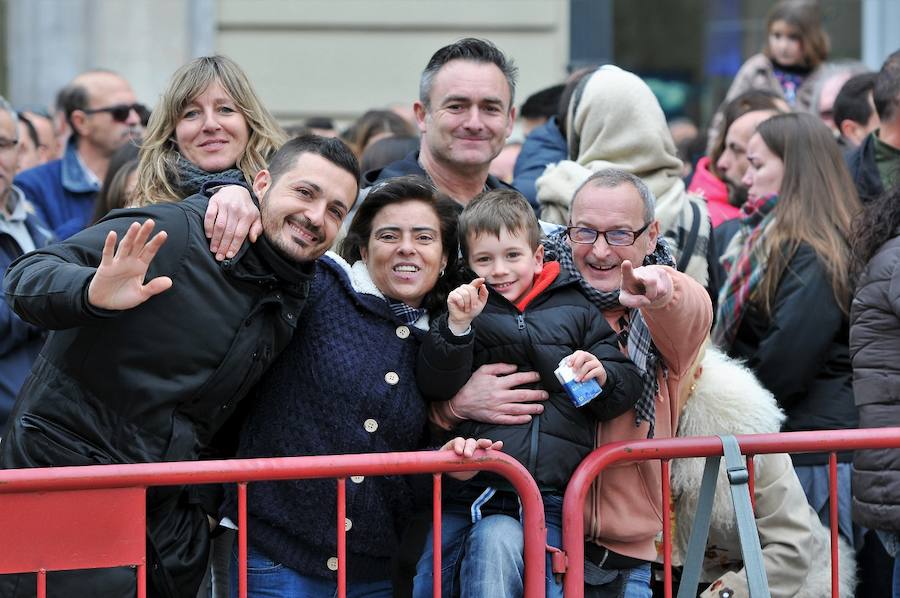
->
[554,357,602,407]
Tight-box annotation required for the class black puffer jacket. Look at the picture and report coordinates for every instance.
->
[0,194,313,598]
[727,244,856,466]
[417,266,643,491]
[850,233,900,531]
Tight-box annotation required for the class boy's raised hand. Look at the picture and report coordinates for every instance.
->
[447,278,489,335]
[567,350,608,386]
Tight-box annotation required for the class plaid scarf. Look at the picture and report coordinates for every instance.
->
[387,298,427,326]
[543,230,677,438]
[712,193,780,348]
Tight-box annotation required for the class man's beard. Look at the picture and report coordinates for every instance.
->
[726,181,748,208]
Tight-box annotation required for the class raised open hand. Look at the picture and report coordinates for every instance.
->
[619,261,673,309]
[447,278,489,335]
[87,219,173,310]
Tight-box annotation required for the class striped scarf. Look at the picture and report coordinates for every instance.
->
[712,193,780,348]
[543,230,677,438]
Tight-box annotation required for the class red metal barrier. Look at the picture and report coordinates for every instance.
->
[0,449,546,598]
[561,427,900,597]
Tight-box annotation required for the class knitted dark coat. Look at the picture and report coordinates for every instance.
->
[223,253,430,582]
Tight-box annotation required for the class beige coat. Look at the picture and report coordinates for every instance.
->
[535,65,711,288]
[672,348,856,597]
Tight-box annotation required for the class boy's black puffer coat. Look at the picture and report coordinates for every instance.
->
[417,267,643,491]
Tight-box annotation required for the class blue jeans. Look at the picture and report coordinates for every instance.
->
[412,492,563,598]
[877,531,900,598]
[795,462,859,547]
[583,562,652,598]
[229,543,392,598]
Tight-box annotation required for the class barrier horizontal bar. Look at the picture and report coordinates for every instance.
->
[562,427,900,597]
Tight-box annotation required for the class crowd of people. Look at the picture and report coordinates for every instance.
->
[1,1,900,596]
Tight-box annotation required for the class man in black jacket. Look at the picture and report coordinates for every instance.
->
[364,38,517,205]
[0,135,359,598]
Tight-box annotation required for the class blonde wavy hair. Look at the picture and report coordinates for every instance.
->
[133,55,285,205]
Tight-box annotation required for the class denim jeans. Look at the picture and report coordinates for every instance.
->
[583,562,652,598]
[229,543,392,598]
[795,462,860,547]
[412,492,564,598]
[877,530,900,598]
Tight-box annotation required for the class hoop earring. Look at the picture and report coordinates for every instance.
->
[439,268,445,277]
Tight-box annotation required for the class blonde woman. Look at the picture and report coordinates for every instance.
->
[134,55,285,259]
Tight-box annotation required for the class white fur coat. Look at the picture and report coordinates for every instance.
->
[672,348,856,598]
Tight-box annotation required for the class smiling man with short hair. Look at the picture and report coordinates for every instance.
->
[0,134,359,598]
[366,38,517,206]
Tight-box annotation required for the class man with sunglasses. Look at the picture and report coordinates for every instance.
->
[15,70,147,240]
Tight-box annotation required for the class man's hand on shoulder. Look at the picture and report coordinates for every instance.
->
[619,261,673,309]
[87,219,173,310]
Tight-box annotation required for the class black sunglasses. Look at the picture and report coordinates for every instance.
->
[83,103,150,126]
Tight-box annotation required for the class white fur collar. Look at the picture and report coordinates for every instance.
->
[322,251,430,331]
[672,348,785,531]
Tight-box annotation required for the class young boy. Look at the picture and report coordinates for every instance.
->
[413,189,643,598]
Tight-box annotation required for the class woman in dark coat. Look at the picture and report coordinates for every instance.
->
[712,113,862,545]
[849,182,900,597]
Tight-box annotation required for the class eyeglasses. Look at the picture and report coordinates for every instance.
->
[83,103,150,125]
[0,137,18,153]
[566,222,652,246]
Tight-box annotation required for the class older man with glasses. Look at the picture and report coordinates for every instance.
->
[15,70,147,239]
[432,168,712,598]
[0,95,54,432]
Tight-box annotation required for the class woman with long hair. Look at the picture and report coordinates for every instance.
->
[849,182,900,596]
[133,55,285,260]
[713,112,862,545]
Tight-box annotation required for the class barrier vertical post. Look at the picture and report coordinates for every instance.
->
[238,482,248,598]
[829,452,839,598]
[433,473,442,598]
[661,459,673,598]
[337,478,347,598]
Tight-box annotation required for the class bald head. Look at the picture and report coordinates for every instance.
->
[62,70,141,158]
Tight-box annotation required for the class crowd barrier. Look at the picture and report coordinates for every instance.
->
[0,449,546,598]
[4,427,900,597]
[560,427,900,598]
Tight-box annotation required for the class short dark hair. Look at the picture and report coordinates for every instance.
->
[267,134,360,188]
[339,175,460,315]
[458,189,541,259]
[833,72,877,130]
[419,38,518,109]
[874,49,900,122]
[56,83,89,141]
[710,89,786,170]
[17,113,38,147]
[520,84,564,121]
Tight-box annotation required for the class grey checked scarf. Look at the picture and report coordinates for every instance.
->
[175,154,247,196]
[543,230,676,438]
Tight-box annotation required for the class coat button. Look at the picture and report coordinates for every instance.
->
[396,325,410,339]
[364,419,378,433]
[327,557,338,571]
[350,475,364,483]
[384,372,399,385]
[345,518,352,531]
